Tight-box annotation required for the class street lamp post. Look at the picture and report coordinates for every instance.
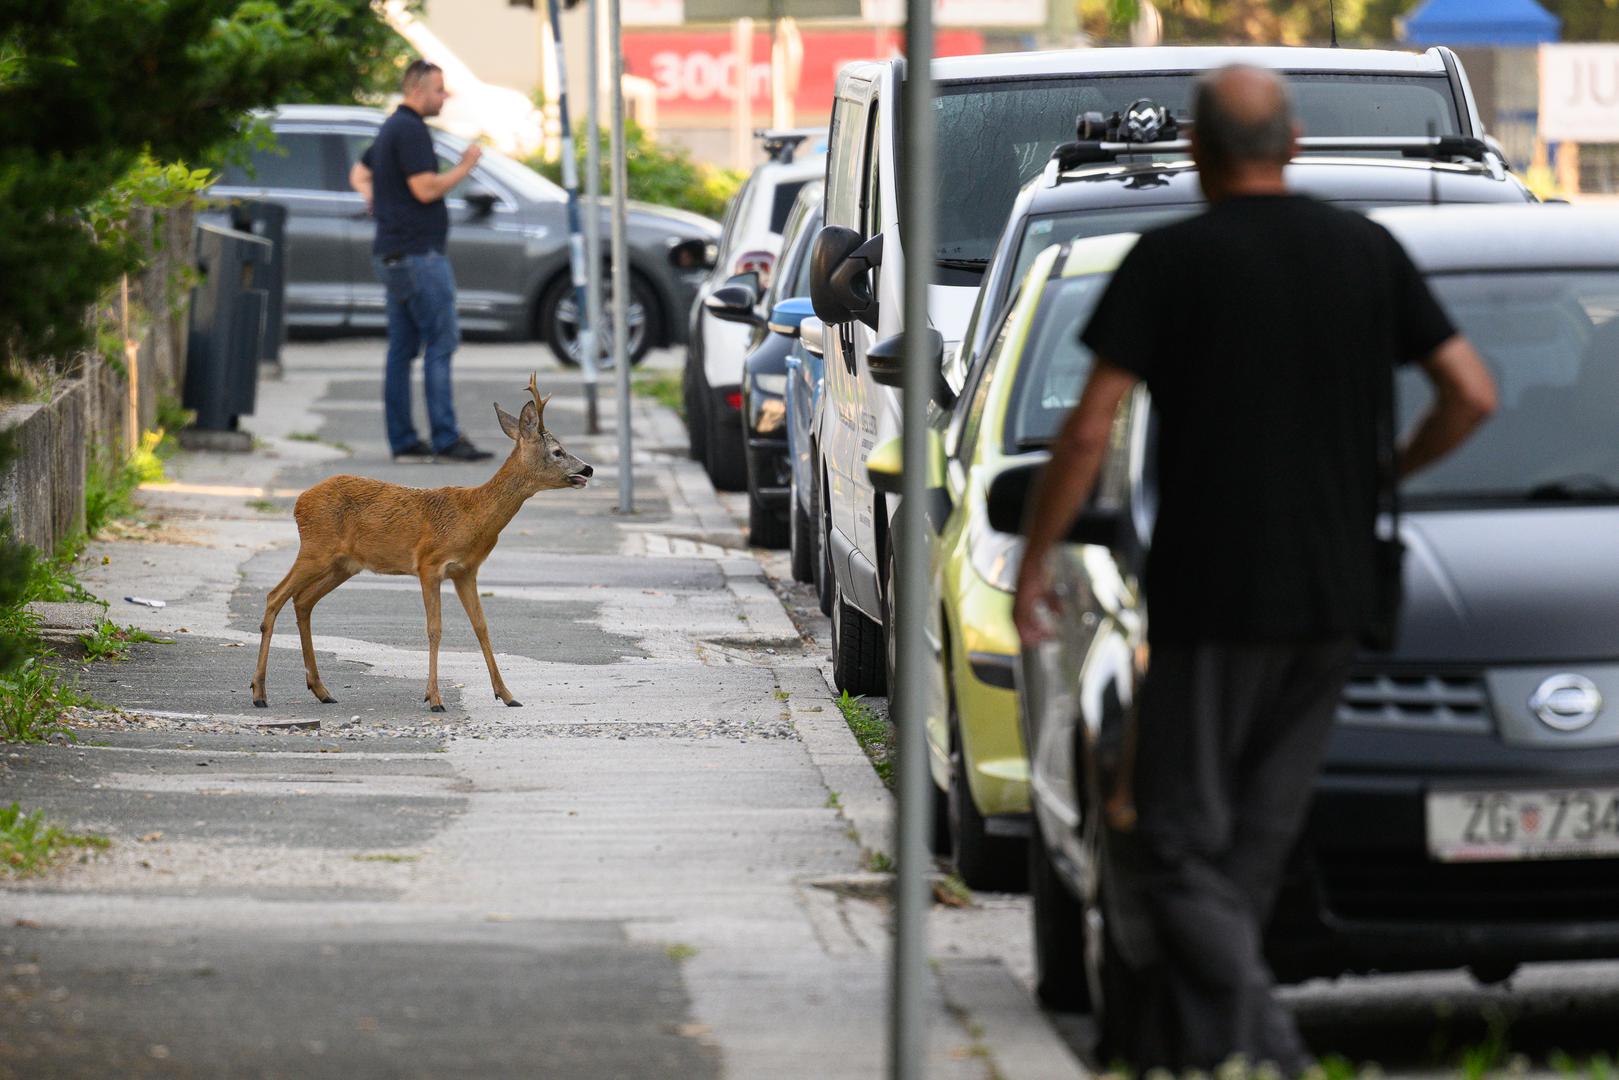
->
[609,0,632,513]
[891,0,934,1077]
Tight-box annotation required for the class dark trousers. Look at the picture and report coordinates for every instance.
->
[375,251,461,454]
[1101,638,1356,1074]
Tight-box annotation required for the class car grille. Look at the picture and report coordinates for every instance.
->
[1336,670,1491,733]
[1317,851,1619,923]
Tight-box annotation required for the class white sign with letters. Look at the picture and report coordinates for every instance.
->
[1540,44,1619,143]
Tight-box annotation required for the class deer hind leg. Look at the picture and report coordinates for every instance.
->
[294,563,356,704]
[420,571,446,712]
[451,572,519,707]
[252,554,322,707]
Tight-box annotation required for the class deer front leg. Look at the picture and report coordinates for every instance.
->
[451,572,520,707]
[420,570,446,712]
[252,555,318,707]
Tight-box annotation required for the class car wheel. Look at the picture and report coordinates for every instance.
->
[746,451,789,549]
[815,469,834,617]
[1030,811,1092,1012]
[684,362,708,462]
[703,398,748,491]
[539,273,660,368]
[831,576,886,697]
[948,702,1027,893]
[789,470,816,583]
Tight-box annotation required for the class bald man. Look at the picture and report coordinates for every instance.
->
[1012,66,1495,1071]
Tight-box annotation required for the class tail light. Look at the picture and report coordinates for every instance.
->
[733,250,776,290]
[725,391,744,411]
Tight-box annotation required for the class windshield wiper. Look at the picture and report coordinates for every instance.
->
[937,257,989,272]
[1525,476,1619,502]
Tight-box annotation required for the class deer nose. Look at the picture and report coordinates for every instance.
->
[578,464,594,478]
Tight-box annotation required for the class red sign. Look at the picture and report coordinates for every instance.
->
[623,29,986,121]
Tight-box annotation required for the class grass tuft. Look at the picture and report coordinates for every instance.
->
[836,691,894,788]
[632,371,683,419]
[80,619,168,662]
[665,943,698,963]
[0,801,108,875]
[0,657,88,742]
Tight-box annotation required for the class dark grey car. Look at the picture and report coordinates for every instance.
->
[207,105,719,364]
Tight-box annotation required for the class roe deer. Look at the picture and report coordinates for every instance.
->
[250,374,592,711]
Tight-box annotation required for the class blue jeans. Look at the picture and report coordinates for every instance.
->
[375,251,461,454]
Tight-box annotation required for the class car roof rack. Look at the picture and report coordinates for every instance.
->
[754,128,827,164]
[1043,129,1500,186]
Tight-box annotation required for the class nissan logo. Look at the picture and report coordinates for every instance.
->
[1529,674,1604,732]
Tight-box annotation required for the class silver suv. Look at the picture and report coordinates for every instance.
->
[207,105,720,365]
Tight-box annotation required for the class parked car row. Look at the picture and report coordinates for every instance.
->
[676,41,1619,1026]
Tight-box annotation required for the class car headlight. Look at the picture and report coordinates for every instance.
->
[754,373,787,396]
[967,514,1024,594]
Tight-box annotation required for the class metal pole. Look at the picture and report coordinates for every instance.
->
[547,0,601,433]
[584,0,604,415]
[891,0,934,1076]
[609,0,632,513]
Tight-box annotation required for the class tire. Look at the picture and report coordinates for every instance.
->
[931,762,953,857]
[789,479,816,583]
[1030,811,1092,1012]
[703,400,748,491]
[948,701,1028,893]
[831,577,886,697]
[684,363,708,462]
[538,272,660,368]
[816,470,834,617]
[747,458,789,549]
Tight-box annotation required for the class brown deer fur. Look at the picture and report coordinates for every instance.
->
[250,374,592,711]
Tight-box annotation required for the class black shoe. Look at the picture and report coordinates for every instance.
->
[391,439,434,462]
[435,437,494,463]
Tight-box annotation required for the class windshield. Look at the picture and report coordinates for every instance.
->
[932,73,1459,264]
[434,129,564,203]
[1402,271,1619,503]
[1002,275,1112,451]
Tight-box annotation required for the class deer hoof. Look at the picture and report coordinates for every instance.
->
[252,698,268,709]
[430,703,447,713]
[318,695,338,705]
[505,699,523,708]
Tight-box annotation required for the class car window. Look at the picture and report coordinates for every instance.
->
[922,72,1460,266]
[1009,207,1199,306]
[1400,270,1619,503]
[218,132,337,191]
[825,95,867,228]
[770,179,809,234]
[958,303,1019,464]
[1002,275,1111,452]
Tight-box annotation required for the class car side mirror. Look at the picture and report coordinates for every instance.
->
[810,225,882,329]
[985,459,1126,547]
[799,316,825,358]
[768,297,816,338]
[866,430,946,496]
[463,185,498,217]
[704,283,763,327]
[669,237,718,271]
[725,270,761,294]
[866,331,956,405]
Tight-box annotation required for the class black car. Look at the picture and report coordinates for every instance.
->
[705,182,823,547]
[1006,204,1619,1014]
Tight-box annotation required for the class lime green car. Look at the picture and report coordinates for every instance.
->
[871,234,1139,891]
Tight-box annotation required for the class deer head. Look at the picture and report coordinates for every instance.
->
[494,374,594,491]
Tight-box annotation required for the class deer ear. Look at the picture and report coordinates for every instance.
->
[517,400,540,438]
[495,404,521,441]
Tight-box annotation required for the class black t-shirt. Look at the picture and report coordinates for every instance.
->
[1080,195,1455,645]
[361,106,448,257]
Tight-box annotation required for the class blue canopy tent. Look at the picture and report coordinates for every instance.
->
[1400,0,1561,47]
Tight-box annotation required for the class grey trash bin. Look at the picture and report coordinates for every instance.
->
[184,222,273,434]
[227,200,287,367]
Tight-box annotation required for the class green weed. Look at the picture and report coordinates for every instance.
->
[80,619,167,662]
[0,657,88,742]
[632,371,684,418]
[824,790,841,809]
[352,853,420,864]
[0,801,108,875]
[246,499,276,513]
[863,849,894,874]
[836,691,894,788]
[665,943,698,963]
[287,431,323,442]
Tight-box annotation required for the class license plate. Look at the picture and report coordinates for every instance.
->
[1426,789,1619,862]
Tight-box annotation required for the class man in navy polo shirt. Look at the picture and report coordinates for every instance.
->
[349,60,492,463]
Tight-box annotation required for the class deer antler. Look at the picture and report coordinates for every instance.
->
[527,372,552,431]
